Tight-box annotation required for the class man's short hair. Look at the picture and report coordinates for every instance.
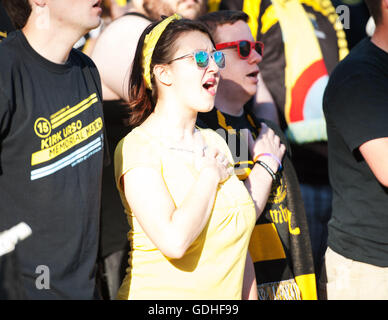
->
[198,10,249,42]
[364,0,383,25]
[2,0,31,29]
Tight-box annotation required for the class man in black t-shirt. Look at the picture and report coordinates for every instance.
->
[198,10,317,300]
[0,0,105,299]
[322,0,388,299]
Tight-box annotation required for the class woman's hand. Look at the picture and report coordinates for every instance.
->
[195,146,233,184]
[247,123,286,172]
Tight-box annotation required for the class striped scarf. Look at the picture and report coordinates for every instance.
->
[197,107,317,299]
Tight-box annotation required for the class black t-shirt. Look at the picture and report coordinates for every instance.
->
[0,1,14,42]
[0,31,105,298]
[323,38,388,267]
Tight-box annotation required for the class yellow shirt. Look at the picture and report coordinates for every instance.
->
[114,126,256,300]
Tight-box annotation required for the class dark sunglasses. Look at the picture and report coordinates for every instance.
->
[216,40,264,59]
[169,50,226,69]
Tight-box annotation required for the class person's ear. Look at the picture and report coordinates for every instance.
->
[153,64,172,87]
[31,0,47,7]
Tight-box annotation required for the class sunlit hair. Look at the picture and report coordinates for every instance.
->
[127,17,214,128]
[198,10,249,43]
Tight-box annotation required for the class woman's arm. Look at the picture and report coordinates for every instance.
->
[122,147,230,259]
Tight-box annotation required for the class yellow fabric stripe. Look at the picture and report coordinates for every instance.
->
[246,114,258,139]
[260,5,278,34]
[249,223,286,262]
[0,31,7,38]
[207,0,222,12]
[234,160,253,180]
[301,0,348,60]
[301,0,332,17]
[114,0,127,6]
[31,117,103,166]
[50,93,96,123]
[216,110,236,134]
[235,160,253,165]
[82,38,92,54]
[51,94,98,129]
[243,0,261,40]
[52,97,98,129]
[295,273,317,300]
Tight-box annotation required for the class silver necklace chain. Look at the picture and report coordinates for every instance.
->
[168,147,195,153]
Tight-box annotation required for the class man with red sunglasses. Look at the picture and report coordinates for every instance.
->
[211,1,351,289]
[197,10,317,300]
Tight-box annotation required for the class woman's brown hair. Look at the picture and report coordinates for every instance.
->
[127,17,214,128]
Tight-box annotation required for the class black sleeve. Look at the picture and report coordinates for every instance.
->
[324,72,388,152]
[0,87,11,174]
[0,87,11,137]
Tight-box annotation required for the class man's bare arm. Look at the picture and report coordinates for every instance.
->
[359,137,388,187]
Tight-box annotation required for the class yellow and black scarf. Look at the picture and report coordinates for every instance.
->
[197,107,317,300]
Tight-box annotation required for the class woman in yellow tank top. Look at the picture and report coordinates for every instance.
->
[114,15,284,300]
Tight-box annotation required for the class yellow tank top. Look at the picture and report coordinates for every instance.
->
[114,126,256,299]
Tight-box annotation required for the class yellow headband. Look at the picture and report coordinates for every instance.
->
[142,14,182,90]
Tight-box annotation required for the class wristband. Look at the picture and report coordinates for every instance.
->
[256,160,279,184]
[253,153,283,171]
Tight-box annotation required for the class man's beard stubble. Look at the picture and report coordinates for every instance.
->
[143,0,176,21]
[143,0,206,21]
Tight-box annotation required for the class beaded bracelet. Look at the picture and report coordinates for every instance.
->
[253,153,283,171]
[255,160,279,183]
